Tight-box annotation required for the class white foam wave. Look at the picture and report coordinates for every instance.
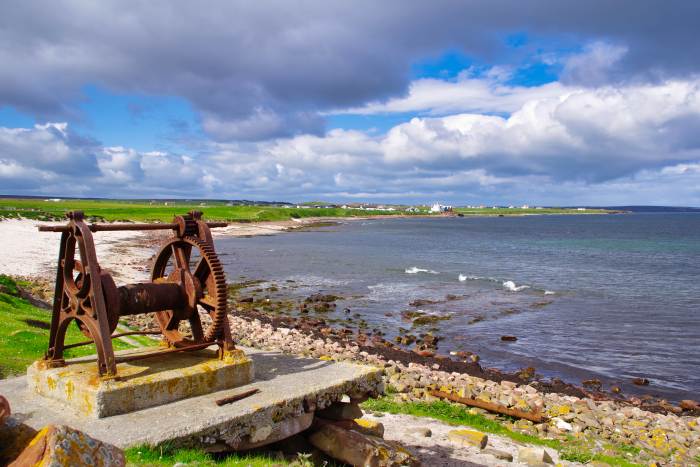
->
[458,274,467,282]
[503,280,530,292]
[405,266,438,274]
[544,290,556,295]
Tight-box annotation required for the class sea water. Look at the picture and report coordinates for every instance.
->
[218,213,700,401]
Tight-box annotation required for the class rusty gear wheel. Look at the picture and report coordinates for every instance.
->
[151,235,228,346]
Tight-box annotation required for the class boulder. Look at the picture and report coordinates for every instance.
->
[309,424,418,466]
[447,429,488,449]
[517,446,554,465]
[317,402,364,421]
[9,425,124,467]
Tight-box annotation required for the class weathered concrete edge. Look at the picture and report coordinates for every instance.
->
[152,364,384,449]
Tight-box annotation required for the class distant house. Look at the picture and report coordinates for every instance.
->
[521,204,530,209]
[430,203,452,213]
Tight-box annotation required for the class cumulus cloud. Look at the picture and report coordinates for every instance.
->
[3,75,700,205]
[1,1,700,140]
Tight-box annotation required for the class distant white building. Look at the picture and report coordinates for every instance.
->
[430,203,453,213]
[521,204,530,209]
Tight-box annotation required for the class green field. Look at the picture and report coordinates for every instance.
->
[0,197,614,223]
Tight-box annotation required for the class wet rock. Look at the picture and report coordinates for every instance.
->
[305,293,341,303]
[680,399,699,411]
[501,335,518,342]
[518,367,536,381]
[9,425,124,467]
[517,446,554,465]
[309,424,418,467]
[412,348,435,358]
[582,378,602,390]
[632,377,650,386]
[447,429,488,449]
[409,299,440,307]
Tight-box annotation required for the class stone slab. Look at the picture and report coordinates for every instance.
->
[26,347,253,418]
[0,347,383,449]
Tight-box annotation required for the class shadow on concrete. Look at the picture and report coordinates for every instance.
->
[247,351,334,381]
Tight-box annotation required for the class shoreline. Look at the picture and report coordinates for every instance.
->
[1,215,698,464]
[0,214,695,407]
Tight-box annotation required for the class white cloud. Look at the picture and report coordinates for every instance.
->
[2,76,700,205]
[332,74,572,116]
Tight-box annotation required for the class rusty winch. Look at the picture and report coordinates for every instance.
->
[38,210,234,377]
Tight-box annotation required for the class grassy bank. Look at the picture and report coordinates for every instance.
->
[0,197,614,223]
[362,397,642,467]
[0,198,410,222]
[0,275,141,378]
[124,445,302,466]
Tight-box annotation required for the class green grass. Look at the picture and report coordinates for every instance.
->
[0,197,614,223]
[0,198,409,223]
[361,397,643,467]
[124,445,296,466]
[0,275,134,378]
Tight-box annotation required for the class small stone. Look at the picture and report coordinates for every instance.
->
[447,429,488,449]
[553,417,573,432]
[518,446,554,465]
[406,427,432,437]
[501,335,517,342]
[483,448,514,461]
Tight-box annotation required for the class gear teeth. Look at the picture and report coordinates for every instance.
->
[152,235,229,344]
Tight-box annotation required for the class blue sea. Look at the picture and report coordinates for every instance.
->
[218,213,700,401]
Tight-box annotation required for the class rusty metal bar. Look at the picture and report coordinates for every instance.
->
[38,221,228,232]
[430,390,547,423]
[111,330,162,338]
[215,388,260,406]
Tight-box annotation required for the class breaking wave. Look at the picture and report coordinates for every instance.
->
[405,266,439,274]
[502,280,531,292]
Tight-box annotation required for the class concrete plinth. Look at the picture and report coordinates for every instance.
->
[2,346,384,450]
[27,347,253,418]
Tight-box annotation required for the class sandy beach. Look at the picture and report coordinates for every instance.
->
[0,216,349,283]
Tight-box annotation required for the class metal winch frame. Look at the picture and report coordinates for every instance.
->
[38,210,233,377]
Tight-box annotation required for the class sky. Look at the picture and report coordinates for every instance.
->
[1,1,700,206]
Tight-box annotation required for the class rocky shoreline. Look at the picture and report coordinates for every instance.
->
[226,309,700,466]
